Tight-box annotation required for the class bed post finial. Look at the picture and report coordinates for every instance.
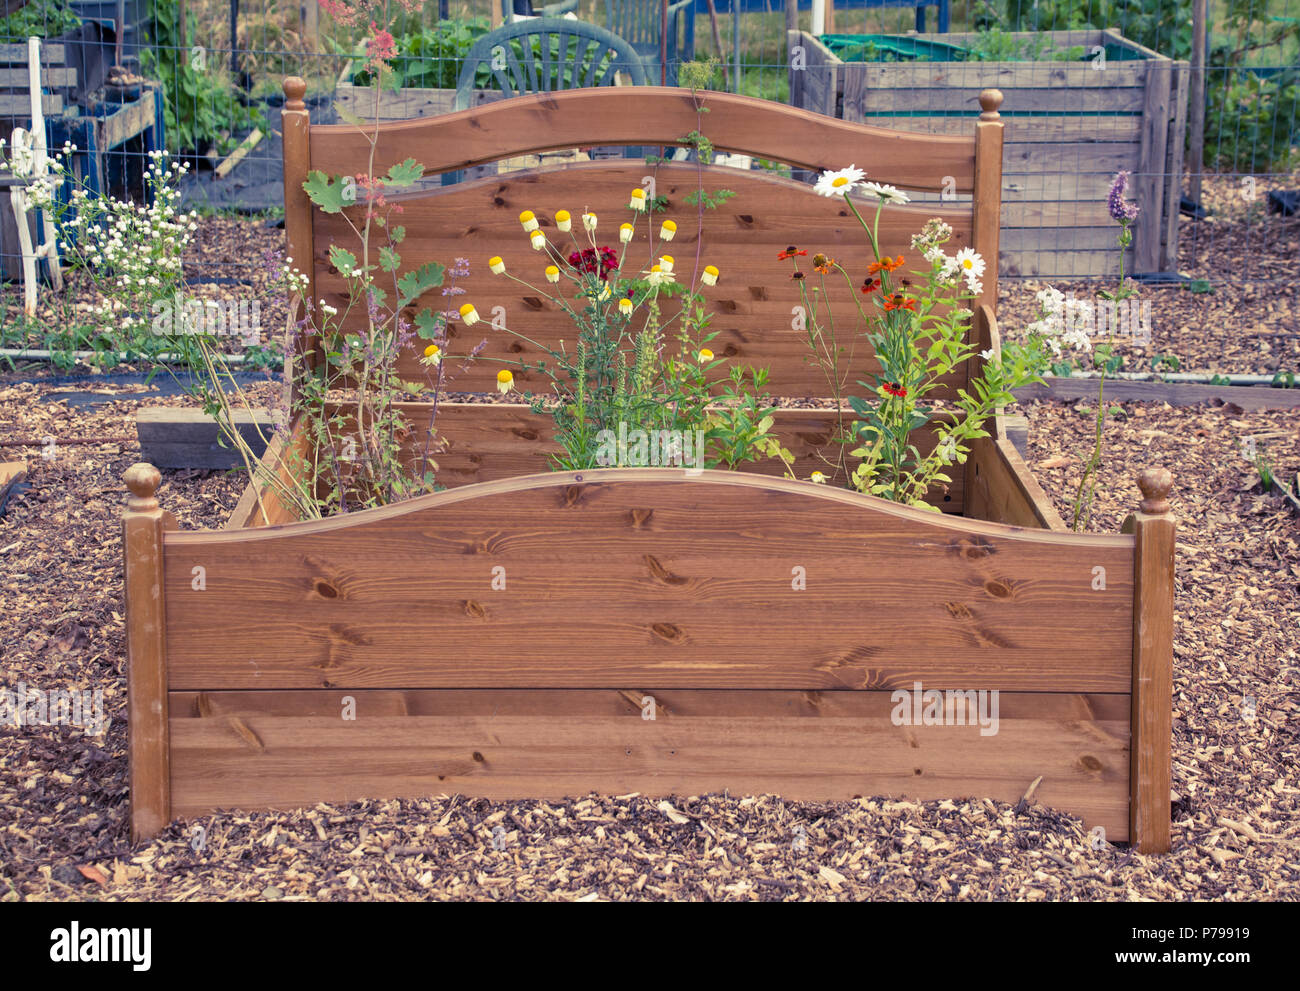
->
[124,462,161,510]
[122,462,171,843]
[979,89,1003,121]
[283,76,307,112]
[1138,467,1172,515]
[1127,465,1174,854]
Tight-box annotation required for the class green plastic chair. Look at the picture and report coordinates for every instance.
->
[604,0,694,85]
[446,18,647,185]
[498,0,580,23]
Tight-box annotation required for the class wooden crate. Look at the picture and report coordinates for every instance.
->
[120,84,1174,853]
[789,29,1189,279]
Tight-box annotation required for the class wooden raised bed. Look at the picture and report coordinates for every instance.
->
[789,29,1188,279]
[122,83,1175,852]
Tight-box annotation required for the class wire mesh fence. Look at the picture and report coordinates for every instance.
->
[0,0,1297,352]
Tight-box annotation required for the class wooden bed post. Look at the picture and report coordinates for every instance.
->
[282,77,317,390]
[1125,468,1174,853]
[123,463,172,843]
[972,89,1003,316]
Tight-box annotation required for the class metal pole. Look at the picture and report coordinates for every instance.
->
[732,0,740,93]
[1188,0,1207,205]
[230,0,239,78]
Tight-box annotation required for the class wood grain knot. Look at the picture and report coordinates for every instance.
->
[644,554,687,586]
[651,622,684,643]
[983,579,1013,599]
[797,432,829,446]
[562,485,584,507]
[748,286,769,300]
[949,536,996,559]
[945,601,973,620]
[493,196,505,206]
[1077,754,1104,772]
[328,624,369,646]
[522,296,544,311]
[716,300,739,314]
[737,214,754,225]
[472,751,485,763]
[510,427,538,441]
[507,342,525,353]
[314,580,339,599]
[463,599,486,619]
[630,507,654,528]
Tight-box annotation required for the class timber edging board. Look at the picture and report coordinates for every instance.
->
[1014,377,1300,411]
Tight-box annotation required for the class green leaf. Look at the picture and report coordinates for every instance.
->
[397,262,446,307]
[303,171,351,214]
[384,158,424,188]
[329,245,359,277]
[379,246,401,273]
[414,309,443,340]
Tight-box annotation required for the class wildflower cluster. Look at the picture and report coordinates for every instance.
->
[462,193,792,474]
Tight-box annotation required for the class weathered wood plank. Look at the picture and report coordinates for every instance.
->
[857,114,1143,143]
[306,86,977,193]
[1013,376,1300,410]
[167,469,1134,693]
[1134,60,1171,273]
[136,407,275,469]
[169,687,1133,840]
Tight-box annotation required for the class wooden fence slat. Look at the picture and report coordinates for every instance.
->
[169,687,1132,840]
[1134,60,1172,273]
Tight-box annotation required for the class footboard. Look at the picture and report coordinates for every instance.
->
[122,465,1173,851]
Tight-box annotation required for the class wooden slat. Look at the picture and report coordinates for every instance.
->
[1162,63,1189,271]
[311,160,976,397]
[136,407,275,470]
[0,43,64,63]
[223,416,312,530]
[0,67,76,87]
[1014,376,1300,411]
[332,83,504,122]
[844,80,1147,117]
[168,687,1132,840]
[858,114,1144,143]
[166,469,1134,693]
[788,30,838,118]
[1134,60,1171,273]
[0,93,60,114]
[305,86,977,193]
[342,402,967,510]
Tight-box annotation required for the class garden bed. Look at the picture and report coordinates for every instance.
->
[117,83,1175,854]
[788,29,1189,280]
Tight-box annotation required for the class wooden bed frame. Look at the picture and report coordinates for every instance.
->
[121,80,1174,852]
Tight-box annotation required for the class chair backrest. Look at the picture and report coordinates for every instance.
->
[605,0,687,49]
[454,17,647,111]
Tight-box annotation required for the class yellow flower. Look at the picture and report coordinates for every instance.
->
[545,265,560,283]
[701,264,719,286]
[530,229,546,250]
[421,344,442,366]
[619,222,634,244]
[659,255,674,273]
[660,219,677,241]
[810,471,827,484]
[496,369,514,394]
[459,303,480,325]
[519,210,538,232]
[582,212,597,232]
[598,283,612,301]
[618,297,633,316]
[697,348,714,362]
[489,256,505,275]
[555,209,571,232]
[629,188,647,212]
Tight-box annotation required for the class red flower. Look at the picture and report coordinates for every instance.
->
[883,382,907,398]
[778,246,808,261]
[860,277,880,294]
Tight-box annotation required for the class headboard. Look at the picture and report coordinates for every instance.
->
[280,79,1005,399]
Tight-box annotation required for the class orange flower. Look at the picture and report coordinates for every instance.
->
[778,246,808,261]
[867,255,906,275]
[882,293,916,312]
[882,381,907,398]
[812,254,834,274]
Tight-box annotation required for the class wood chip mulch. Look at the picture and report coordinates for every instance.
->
[1,377,1298,900]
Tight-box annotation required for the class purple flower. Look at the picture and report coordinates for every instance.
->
[1107,171,1140,222]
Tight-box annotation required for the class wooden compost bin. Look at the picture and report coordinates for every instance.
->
[121,83,1175,853]
[789,29,1188,278]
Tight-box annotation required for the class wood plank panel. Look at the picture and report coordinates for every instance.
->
[165,469,1134,693]
[858,114,1143,143]
[340,401,968,510]
[844,80,1146,117]
[306,87,977,193]
[311,161,977,397]
[169,687,1132,840]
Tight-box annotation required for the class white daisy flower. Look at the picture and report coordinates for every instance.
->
[861,182,910,204]
[813,165,867,198]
